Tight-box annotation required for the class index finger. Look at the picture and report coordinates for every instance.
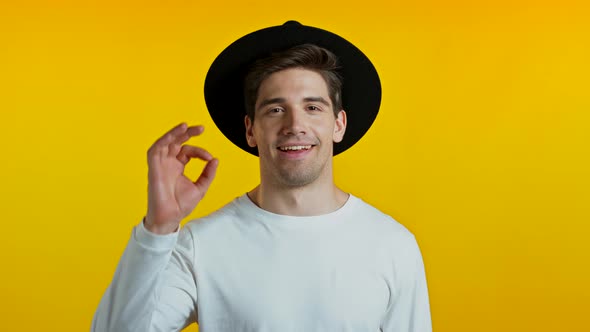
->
[173,125,205,145]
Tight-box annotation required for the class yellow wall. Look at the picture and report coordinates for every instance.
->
[1,1,588,331]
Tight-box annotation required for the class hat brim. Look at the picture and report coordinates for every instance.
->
[204,21,381,156]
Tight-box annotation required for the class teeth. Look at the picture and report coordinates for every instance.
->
[279,145,312,151]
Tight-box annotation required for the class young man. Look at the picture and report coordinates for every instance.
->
[92,21,432,331]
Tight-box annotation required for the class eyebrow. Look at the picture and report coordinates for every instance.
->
[257,98,286,110]
[256,96,331,110]
[303,96,331,106]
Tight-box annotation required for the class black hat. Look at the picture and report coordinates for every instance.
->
[204,20,381,156]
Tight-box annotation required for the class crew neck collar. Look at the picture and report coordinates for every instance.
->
[235,192,358,227]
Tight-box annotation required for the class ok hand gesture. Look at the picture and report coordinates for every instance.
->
[144,123,219,234]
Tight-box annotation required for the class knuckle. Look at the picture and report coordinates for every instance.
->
[170,145,181,156]
[148,144,161,155]
[182,145,194,153]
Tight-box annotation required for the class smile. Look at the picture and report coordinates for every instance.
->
[278,145,313,151]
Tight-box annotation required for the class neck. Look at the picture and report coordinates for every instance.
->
[248,176,348,216]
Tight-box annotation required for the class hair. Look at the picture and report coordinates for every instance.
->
[243,44,343,120]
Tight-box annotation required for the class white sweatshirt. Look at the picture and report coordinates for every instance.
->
[92,194,432,332]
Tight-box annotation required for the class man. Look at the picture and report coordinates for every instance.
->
[92,21,432,331]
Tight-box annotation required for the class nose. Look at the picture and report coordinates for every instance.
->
[281,108,307,136]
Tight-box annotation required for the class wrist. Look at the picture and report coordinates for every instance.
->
[143,216,180,235]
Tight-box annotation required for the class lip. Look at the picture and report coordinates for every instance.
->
[276,145,315,160]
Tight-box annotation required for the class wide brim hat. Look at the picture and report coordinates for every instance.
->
[204,20,381,156]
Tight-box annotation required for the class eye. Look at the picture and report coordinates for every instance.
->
[307,105,321,111]
[269,107,283,113]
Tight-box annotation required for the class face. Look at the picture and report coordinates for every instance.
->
[245,68,347,188]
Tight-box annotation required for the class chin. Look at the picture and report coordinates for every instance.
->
[275,167,321,187]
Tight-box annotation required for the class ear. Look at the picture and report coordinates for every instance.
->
[245,115,257,148]
[332,110,347,143]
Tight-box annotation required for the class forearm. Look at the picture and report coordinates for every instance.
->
[91,220,179,332]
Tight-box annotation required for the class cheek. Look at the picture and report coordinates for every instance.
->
[256,131,274,148]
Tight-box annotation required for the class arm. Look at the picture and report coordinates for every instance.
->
[92,123,218,331]
[380,235,432,332]
[91,220,197,331]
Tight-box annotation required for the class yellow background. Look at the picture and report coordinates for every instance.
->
[1,0,589,331]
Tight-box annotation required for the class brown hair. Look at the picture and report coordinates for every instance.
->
[243,44,343,120]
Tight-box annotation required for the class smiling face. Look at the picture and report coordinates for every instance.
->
[245,67,347,188]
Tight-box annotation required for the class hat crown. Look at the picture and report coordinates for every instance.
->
[282,20,302,27]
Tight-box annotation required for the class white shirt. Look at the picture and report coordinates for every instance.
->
[92,194,432,331]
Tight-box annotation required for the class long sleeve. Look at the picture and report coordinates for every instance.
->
[91,221,198,332]
[380,234,432,332]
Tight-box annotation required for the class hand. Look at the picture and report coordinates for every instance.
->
[144,123,219,234]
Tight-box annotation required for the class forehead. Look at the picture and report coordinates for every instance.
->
[257,68,330,100]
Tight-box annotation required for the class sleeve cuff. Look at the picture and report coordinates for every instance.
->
[134,218,179,250]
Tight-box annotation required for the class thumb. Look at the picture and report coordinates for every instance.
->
[194,158,219,192]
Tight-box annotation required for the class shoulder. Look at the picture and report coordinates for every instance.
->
[348,194,414,238]
[350,195,426,267]
[347,195,423,260]
[180,195,251,238]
